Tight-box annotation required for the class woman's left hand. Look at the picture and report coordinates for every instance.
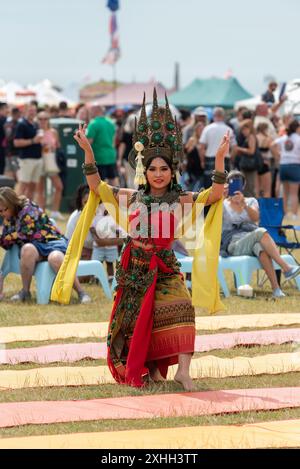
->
[215,130,230,161]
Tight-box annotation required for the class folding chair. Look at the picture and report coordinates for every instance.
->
[258,197,300,262]
[257,197,300,288]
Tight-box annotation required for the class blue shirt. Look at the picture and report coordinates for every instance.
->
[14,118,42,159]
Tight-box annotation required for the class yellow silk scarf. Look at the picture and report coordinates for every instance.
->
[51,182,225,313]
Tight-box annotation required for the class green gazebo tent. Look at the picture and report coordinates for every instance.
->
[169,77,252,109]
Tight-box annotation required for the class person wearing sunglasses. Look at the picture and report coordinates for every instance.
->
[0,186,91,303]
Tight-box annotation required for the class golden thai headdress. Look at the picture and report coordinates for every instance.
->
[128,88,184,186]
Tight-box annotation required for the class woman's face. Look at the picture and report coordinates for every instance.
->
[38,114,50,130]
[146,157,172,191]
[0,202,14,220]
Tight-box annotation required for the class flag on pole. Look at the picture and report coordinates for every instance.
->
[107,0,119,12]
[102,7,121,65]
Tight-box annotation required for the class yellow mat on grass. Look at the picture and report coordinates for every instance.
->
[0,419,300,449]
[2,313,300,343]
[1,352,300,389]
[0,322,108,344]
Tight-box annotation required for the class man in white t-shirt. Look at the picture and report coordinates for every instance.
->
[199,107,236,188]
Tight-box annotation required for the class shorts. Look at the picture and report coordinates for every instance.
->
[21,238,68,259]
[279,164,300,183]
[4,156,19,174]
[258,163,270,175]
[92,246,118,263]
[18,158,43,183]
[227,228,267,258]
[96,163,118,180]
[42,152,60,176]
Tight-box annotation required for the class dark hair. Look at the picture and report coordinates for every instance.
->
[59,101,68,111]
[242,110,253,119]
[75,184,89,211]
[179,109,191,121]
[145,155,172,171]
[11,107,20,115]
[0,102,7,110]
[287,119,300,136]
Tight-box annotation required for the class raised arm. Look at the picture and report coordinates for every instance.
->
[204,131,229,205]
[73,124,101,193]
[74,124,135,204]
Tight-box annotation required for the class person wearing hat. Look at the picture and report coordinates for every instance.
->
[182,106,208,145]
[51,89,229,391]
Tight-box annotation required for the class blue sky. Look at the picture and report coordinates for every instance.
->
[1,0,299,95]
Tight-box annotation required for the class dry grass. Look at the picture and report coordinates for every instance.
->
[0,240,300,441]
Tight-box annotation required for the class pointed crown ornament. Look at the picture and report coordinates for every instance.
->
[129,88,184,184]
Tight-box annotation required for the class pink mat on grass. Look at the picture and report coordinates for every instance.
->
[1,328,300,365]
[1,387,300,428]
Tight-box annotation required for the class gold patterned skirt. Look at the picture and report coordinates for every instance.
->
[107,244,195,383]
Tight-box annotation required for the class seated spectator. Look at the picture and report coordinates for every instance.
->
[65,184,93,260]
[90,203,125,284]
[0,187,91,303]
[221,170,300,298]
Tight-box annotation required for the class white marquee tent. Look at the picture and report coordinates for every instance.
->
[0,79,74,106]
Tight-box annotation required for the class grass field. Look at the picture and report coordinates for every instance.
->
[0,225,300,446]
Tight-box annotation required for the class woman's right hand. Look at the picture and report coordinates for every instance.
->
[73,124,92,152]
[231,191,246,207]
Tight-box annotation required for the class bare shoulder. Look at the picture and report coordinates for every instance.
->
[110,186,137,206]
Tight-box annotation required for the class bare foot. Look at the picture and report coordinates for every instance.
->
[150,368,166,382]
[174,372,196,392]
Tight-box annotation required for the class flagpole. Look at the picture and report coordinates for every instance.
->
[112,62,117,107]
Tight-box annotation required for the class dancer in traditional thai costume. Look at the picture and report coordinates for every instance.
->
[51,90,229,390]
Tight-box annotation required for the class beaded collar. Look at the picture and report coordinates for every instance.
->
[131,184,186,208]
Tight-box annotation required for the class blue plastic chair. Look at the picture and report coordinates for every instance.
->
[174,251,230,297]
[1,245,112,304]
[175,251,300,297]
[219,254,300,295]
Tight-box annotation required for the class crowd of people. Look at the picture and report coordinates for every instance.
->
[1,81,300,222]
[0,85,299,390]
[0,81,300,305]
